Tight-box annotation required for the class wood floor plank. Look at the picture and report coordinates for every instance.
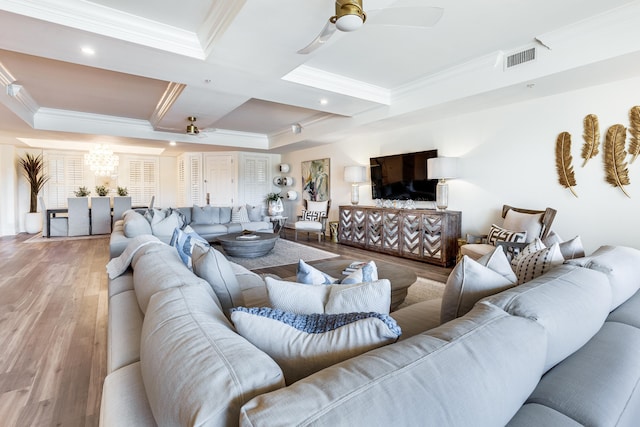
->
[0,231,450,427]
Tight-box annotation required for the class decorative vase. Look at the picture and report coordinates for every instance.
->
[268,199,284,216]
[25,212,42,234]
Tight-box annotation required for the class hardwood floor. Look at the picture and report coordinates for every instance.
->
[0,230,450,427]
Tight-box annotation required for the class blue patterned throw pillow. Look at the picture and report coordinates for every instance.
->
[170,226,208,269]
[230,307,401,384]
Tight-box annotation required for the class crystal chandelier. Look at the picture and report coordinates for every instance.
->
[84,144,119,176]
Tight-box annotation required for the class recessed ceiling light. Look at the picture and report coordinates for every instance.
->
[320,98,328,105]
[169,141,177,146]
[81,46,95,56]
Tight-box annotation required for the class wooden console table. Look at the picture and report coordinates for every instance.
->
[338,206,461,267]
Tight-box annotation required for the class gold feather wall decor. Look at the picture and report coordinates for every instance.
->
[628,106,640,164]
[581,113,600,167]
[555,131,578,198]
[604,124,631,198]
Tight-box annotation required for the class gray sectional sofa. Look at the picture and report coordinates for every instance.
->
[101,242,640,426]
[109,205,272,258]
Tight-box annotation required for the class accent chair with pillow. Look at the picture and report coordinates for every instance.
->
[460,204,557,260]
[294,199,330,242]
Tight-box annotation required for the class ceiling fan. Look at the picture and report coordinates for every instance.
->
[298,0,444,54]
[185,116,216,137]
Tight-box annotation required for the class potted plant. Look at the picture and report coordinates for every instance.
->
[117,186,128,196]
[18,153,49,233]
[74,186,91,197]
[95,185,109,196]
[266,192,284,216]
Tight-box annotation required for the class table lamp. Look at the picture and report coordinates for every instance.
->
[427,157,458,210]
[344,165,366,205]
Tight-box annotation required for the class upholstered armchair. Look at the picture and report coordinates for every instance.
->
[459,205,557,260]
[294,200,331,242]
[39,196,68,237]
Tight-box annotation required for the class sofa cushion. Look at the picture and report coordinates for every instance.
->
[169,226,208,269]
[191,204,218,224]
[607,288,640,329]
[296,259,338,284]
[122,210,152,238]
[100,362,156,427]
[241,221,271,232]
[140,285,285,426]
[230,307,401,384]
[133,246,213,314]
[484,264,612,372]
[107,290,143,374]
[240,302,547,427]
[566,245,640,310]
[265,277,391,315]
[191,243,245,310]
[522,321,640,426]
[507,403,584,427]
[189,223,229,237]
[440,253,516,324]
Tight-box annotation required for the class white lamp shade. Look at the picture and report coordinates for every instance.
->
[427,157,458,180]
[344,165,366,183]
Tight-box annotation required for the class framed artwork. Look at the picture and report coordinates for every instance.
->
[301,158,330,201]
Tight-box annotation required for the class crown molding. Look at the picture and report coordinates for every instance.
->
[149,82,187,129]
[198,0,246,58]
[0,0,205,59]
[282,65,391,105]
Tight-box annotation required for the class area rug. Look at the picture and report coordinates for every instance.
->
[220,238,339,270]
[23,233,109,243]
[397,277,446,309]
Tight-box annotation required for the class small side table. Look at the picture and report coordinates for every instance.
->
[329,221,339,243]
[266,216,287,238]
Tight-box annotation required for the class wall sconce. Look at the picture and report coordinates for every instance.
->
[279,163,290,173]
[427,157,458,210]
[344,165,366,205]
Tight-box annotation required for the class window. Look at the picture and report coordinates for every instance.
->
[128,158,158,207]
[45,153,86,208]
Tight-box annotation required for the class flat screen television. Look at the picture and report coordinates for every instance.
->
[370,149,438,201]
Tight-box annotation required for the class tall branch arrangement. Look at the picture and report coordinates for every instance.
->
[18,153,49,213]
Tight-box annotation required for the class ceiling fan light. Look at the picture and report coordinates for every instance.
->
[186,123,199,135]
[335,14,363,31]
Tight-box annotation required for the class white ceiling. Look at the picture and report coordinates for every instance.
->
[0,0,639,156]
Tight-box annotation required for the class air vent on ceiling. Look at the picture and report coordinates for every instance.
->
[505,46,536,70]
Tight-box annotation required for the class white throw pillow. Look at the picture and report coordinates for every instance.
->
[512,241,564,285]
[230,307,401,384]
[477,246,517,283]
[296,259,339,284]
[542,232,585,260]
[123,210,152,237]
[440,255,516,324]
[231,205,250,223]
[306,200,328,213]
[265,277,391,315]
[340,261,379,284]
[191,243,245,310]
[510,237,546,269]
[502,209,543,243]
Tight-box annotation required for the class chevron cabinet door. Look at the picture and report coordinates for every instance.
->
[338,206,461,267]
[367,210,383,248]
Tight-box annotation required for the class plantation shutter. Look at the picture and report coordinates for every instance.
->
[243,156,269,205]
[45,154,85,208]
[129,158,158,207]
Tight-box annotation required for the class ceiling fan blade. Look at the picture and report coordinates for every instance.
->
[297,19,337,54]
[369,6,443,28]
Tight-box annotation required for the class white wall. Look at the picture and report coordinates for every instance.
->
[0,145,18,236]
[283,76,640,254]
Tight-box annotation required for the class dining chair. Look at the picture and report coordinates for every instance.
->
[91,196,112,235]
[39,196,68,237]
[67,197,90,236]
[113,196,132,225]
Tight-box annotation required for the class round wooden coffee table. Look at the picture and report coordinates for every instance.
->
[216,232,278,258]
[311,259,418,311]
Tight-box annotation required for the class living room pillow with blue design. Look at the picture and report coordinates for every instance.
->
[341,261,378,284]
[296,259,339,284]
[170,226,208,269]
